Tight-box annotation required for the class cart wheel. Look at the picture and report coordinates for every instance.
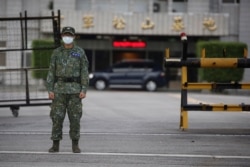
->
[10,106,19,117]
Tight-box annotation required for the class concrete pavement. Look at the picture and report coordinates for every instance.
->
[0,90,250,166]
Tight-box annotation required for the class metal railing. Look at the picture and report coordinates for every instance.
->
[0,11,61,116]
[165,33,250,130]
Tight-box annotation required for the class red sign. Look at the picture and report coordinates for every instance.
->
[113,41,146,48]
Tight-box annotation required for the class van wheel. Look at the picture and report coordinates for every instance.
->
[145,80,157,91]
[94,79,107,90]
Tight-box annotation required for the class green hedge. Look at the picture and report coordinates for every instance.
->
[31,40,54,80]
[196,41,247,82]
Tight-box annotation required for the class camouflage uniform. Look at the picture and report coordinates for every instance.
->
[46,45,89,141]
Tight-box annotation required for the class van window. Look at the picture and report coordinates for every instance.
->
[113,62,130,68]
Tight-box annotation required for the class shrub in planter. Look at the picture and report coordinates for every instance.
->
[196,41,247,82]
[31,40,54,80]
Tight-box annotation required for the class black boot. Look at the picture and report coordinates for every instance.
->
[72,140,81,153]
[48,140,59,153]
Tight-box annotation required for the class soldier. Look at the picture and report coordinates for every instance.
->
[46,26,89,153]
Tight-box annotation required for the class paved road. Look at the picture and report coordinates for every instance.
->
[0,90,250,167]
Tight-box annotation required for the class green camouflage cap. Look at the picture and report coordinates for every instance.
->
[61,26,75,35]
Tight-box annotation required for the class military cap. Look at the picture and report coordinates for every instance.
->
[61,26,75,35]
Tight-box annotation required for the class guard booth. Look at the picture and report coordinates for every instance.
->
[0,11,61,117]
[165,33,250,130]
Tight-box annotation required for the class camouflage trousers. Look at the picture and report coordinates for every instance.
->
[50,93,82,141]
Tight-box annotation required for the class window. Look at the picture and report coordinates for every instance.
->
[0,41,6,66]
[173,0,188,2]
[0,52,5,66]
[113,62,130,68]
[222,0,240,3]
[172,0,188,12]
[24,52,31,67]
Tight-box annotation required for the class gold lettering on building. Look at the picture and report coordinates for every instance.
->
[171,16,185,32]
[82,15,94,28]
[113,16,126,29]
[203,17,217,31]
[141,18,155,30]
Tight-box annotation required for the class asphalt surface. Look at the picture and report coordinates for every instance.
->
[0,89,250,167]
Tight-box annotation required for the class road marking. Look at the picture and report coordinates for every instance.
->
[0,131,249,136]
[0,151,250,159]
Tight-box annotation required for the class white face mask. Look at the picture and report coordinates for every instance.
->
[62,36,74,44]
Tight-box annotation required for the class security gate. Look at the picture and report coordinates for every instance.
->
[0,10,61,117]
[165,33,250,130]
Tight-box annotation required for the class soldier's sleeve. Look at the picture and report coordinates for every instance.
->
[46,50,57,93]
[80,50,89,93]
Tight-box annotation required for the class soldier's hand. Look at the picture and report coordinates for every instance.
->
[79,92,86,99]
[49,92,55,99]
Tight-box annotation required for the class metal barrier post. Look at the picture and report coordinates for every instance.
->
[25,69,30,105]
[180,33,188,130]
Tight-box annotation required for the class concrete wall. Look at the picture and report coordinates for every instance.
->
[1,0,250,82]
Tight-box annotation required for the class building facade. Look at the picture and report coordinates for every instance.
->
[1,0,250,81]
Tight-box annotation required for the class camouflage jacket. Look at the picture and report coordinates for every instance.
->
[46,45,89,94]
